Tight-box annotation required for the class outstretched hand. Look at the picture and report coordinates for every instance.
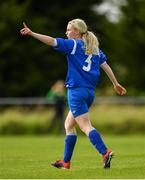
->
[20,22,32,36]
[114,83,127,95]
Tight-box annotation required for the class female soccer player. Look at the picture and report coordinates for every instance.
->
[20,19,127,169]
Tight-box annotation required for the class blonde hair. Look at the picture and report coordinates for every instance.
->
[68,19,99,55]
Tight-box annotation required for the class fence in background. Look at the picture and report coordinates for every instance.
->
[0,96,145,106]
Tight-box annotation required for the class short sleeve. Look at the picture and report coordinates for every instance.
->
[54,38,75,54]
[99,49,107,65]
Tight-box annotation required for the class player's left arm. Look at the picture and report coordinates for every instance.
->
[101,62,127,95]
[20,22,56,46]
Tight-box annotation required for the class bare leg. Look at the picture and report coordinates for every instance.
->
[75,113,93,135]
[62,111,77,163]
[75,113,107,155]
[65,110,77,135]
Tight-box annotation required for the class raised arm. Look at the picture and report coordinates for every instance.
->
[20,22,56,46]
[101,62,127,95]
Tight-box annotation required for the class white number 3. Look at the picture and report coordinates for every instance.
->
[82,55,92,72]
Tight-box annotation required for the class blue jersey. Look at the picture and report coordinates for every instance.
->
[54,38,107,90]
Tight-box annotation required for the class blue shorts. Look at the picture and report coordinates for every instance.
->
[67,87,95,118]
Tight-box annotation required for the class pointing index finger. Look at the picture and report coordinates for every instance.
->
[23,22,27,28]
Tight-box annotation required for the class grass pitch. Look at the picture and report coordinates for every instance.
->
[0,135,145,179]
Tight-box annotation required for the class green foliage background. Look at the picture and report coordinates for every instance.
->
[0,105,145,135]
[0,0,145,96]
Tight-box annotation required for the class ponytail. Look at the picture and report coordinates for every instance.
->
[68,19,99,55]
[82,31,99,55]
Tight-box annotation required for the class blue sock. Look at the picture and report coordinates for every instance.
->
[64,134,77,163]
[88,129,107,155]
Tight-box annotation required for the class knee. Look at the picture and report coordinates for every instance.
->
[64,121,72,131]
[79,124,93,135]
[79,125,87,134]
[64,121,76,134]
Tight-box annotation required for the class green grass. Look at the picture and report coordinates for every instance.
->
[0,135,145,179]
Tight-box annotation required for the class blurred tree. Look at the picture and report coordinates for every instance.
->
[100,0,145,95]
[0,0,33,96]
[1,0,145,97]
[119,0,145,95]
[0,0,104,97]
